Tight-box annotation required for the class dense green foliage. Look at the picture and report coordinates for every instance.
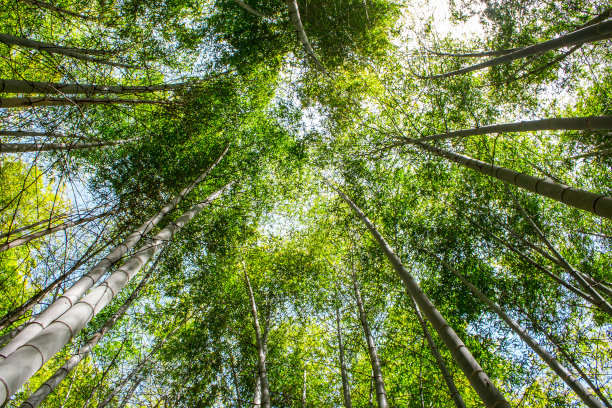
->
[0,0,611,406]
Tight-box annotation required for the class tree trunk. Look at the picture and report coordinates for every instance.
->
[408,116,612,143]
[422,20,612,79]
[407,140,612,220]
[301,369,307,408]
[351,275,388,408]
[424,249,605,408]
[16,0,93,19]
[325,179,510,408]
[407,294,466,408]
[0,140,129,154]
[233,0,267,18]
[336,306,352,408]
[252,373,261,408]
[0,180,235,405]
[0,235,111,332]
[285,0,327,73]
[0,34,136,68]
[0,209,117,252]
[0,79,189,95]
[244,270,270,408]
[0,145,229,362]
[18,249,163,408]
[0,97,165,108]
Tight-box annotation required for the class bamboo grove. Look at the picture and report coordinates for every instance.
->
[0,0,611,406]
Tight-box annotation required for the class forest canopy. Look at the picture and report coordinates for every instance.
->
[0,0,611,407]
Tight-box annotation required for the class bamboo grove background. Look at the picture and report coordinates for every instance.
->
[0,0,611,406]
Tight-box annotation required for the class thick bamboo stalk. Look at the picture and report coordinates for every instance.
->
[407,140,612,219]
[0,237,110,332]
[326,180,510,408]
[335,306,353,408]
[244,270,270,408]
[0,209,117,252]
[0,97,165,108]
[0,180,235,405]
[0,145,229,361]
[352,276,388,408]
[19,250,163,408]
[0,140,128,154]
[285,0,327,73]
[0,34,136,68]
[423,20,612,79]
[410,116,612,143]
[424,249,605,408]
[407,294,466,408]
[0,79,189,95]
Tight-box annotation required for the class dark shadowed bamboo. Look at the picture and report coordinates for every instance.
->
[424,249,605,408]
[406,140,612,219]
[0,145,229,362]
[244,269,270,408]
[352,275,388,408]
[0,79,189,95]
[422,20,612,79]
[19,249,163,408]
[325,179,510,408]
[0,97,165,108]
[0,140,129,154]
[336,305,353,408]
[0,236,110,332]
[0,209,118,252]
[407,294,466,408]
[409,116,612,143]
[16,0,92,19]
[233,0,267,17]
[0,34,136,68]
